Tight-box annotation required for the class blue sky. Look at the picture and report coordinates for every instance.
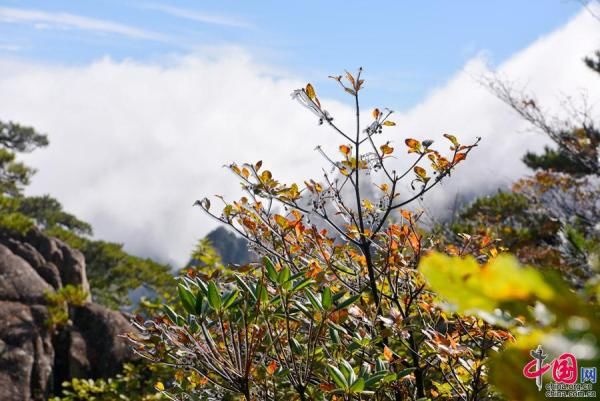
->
[0,0,585,108]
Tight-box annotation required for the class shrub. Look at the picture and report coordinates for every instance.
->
[128,70,496,400]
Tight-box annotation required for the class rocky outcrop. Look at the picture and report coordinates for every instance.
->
[0,229,135,401]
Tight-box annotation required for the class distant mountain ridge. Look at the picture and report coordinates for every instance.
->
[205,226,253,265]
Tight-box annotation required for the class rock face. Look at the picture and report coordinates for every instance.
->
[0,229,135,401]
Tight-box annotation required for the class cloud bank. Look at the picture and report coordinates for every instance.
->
[0,8,598,265]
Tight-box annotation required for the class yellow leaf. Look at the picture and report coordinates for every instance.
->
[230,164,241,175]
[443,133,459,147]
[363,199,374,211]
[274,214,288,228]
[154,382,165,391]
[414,166,427,179]
[241,167,250,179]
[345,71,356,87]
[405,138,421,153]
[305,83,316,100]
[383,120,396,126]
[260,170,272,182]
[174,370,185,382]
[380,143,394,155]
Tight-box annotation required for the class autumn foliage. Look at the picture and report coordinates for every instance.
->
[126,69,507,401]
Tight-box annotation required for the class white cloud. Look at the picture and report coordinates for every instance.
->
[0,7,166,41]
[0,8,598,266]
[0,49,351,265]
[142,4,252,29]
[396,5,600,214]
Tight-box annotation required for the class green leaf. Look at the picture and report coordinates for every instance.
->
[291,278,313,293]
[305,289,323,311]
[222,290,239,309]
[350,377,365,393]
[397,367,417,378]
[336,294,360,310]
[322,287,332,309]
[256,282,269,305]
[278,265,291,290]
[339,359,356,384]
[264,257,278,282]
[207,281,222,310]
[364,371,387,388]
[235,274,256,302]
[194,290,204,315]
[162,305,178,324]
[178,284,196,315]
[289,337,303,355]
[327,365,348,390]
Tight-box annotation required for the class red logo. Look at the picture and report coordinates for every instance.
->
[523,345,578,391]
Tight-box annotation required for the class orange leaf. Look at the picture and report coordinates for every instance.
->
[372,108,380,119]
[408,232,421,253]
[383,345,394,361]
[267,360,278,375]
[339,144,351,156]
[414,166,427,179]
[405,138,421,153]
[380,143,394,155]
[453,153,467,163]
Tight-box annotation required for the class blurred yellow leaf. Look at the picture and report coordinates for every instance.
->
[419,253,555,313]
